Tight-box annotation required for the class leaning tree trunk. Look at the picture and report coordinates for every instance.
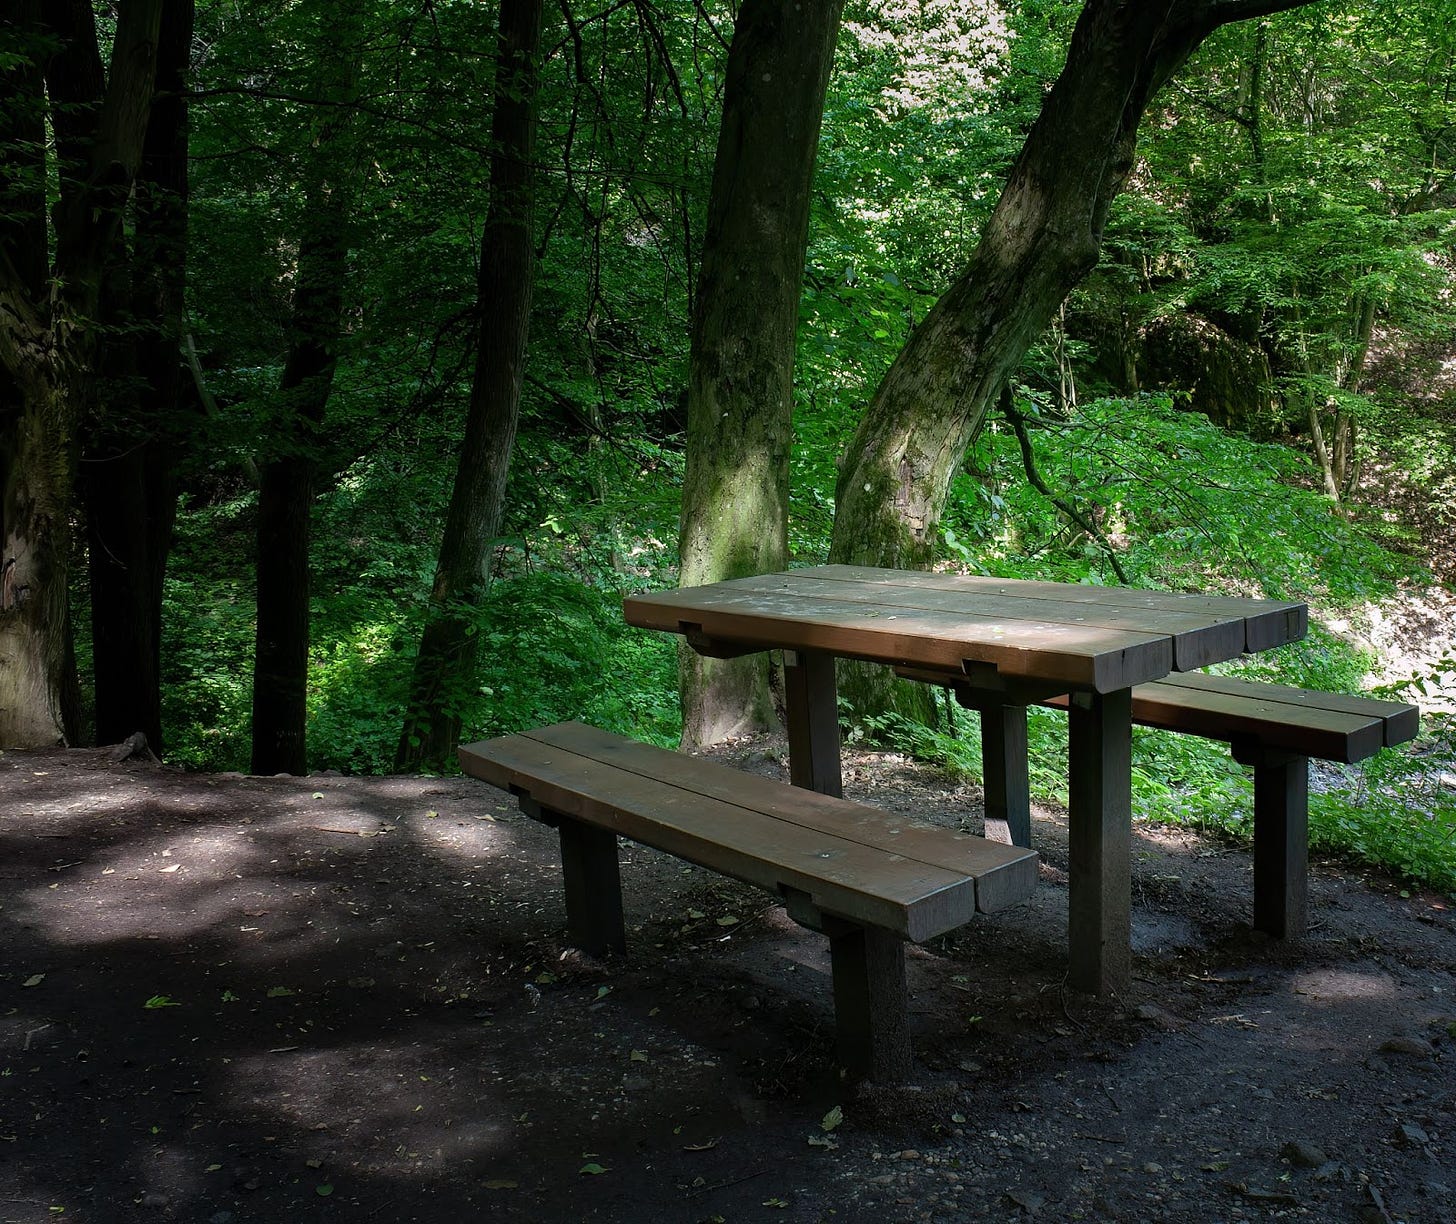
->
[84,0,194,752]
[250,4,362,775]
[0,0,164,747]
[395,0,544,773]
[676,0,843,747]
[828,0,1317,717]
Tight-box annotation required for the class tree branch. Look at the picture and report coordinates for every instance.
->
[1001,391,1130,585]
[1199,0,1320,25]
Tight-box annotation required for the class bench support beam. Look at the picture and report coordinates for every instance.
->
[1237,745,1309,939]
[558,818,626,957]
[829,923,910,1082]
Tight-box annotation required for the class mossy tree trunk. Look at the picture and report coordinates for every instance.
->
[828,0,1317,718]
[677,0,843,748]
[395,0,544,773]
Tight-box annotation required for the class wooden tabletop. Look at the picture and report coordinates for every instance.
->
[624,565,1307,693]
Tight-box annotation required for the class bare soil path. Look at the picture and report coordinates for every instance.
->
[1,743,1452,1223]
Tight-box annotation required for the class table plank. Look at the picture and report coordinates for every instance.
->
[625,585,1176,692]
[717,572,1249,671]
[795,565,1307,654]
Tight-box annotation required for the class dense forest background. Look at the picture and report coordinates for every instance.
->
[2,1,1455,891]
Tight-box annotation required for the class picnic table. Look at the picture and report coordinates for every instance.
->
[624,563,1310,995]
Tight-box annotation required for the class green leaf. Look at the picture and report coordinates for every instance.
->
[315,1183,334,1197]
[821,1105,843,1132]
[266,986,295,998]
[22,973,44,988]
[143,995,180,1009]
[578,1162,608,1175]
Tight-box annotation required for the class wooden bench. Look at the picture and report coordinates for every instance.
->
[898,667,1418,939]
[458,721,1038,1083]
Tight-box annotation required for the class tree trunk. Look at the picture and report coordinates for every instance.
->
[827,0,1317,717]
[676,0,844,747]
[2,386,82,746]
[0,0,164,748]
[396,0,544,773]
[250,4,363,775]
[84,0,194,752]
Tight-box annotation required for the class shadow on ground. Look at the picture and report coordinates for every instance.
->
[1,744,1453,1223]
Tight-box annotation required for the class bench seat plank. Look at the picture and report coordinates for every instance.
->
[1041,674,1410,763]
[460,723,1037,941]
[1148,673,1419,749]
[524,721,1035,912]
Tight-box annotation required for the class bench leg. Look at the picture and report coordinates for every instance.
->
[1067,689,1133,995]
[977,702,1032,847]
[1250,753,1309,939]
[829,923,910,1082]
[784,648,843,797]
[558,818,626,957]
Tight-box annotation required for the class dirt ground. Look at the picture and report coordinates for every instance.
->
[2,740,1452,1224]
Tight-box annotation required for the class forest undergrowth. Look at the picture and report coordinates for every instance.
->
[133,383,1456,900]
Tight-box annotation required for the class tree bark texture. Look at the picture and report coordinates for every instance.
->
[676,0,844,748]
[250,2,363,775]
[84,0,195,752]
[827,0,1318,717]
[395,0,544,772]
[0,0,164,748]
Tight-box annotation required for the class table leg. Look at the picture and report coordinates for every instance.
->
[784,649,842,797]
[1066,688,1133,995]
[978,702,1032,847]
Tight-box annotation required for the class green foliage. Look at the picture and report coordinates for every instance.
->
[458,573,680,750]
[951,392,1419,600]
[142,0,1456,909]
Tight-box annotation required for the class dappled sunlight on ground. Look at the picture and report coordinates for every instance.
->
[3,746,1453,1222]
